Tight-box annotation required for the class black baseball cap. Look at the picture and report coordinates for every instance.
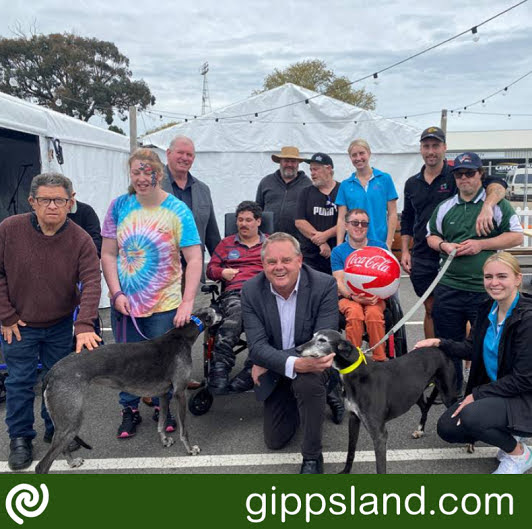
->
[420,126,446,143]
[305,152,334,168]
[452,152,483,171]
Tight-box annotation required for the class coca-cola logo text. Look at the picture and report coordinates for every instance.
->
[346,255,392,273]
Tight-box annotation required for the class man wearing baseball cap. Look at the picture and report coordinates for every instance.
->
[427,151,523,391]
[255,146,311,238]
[295,153,339,275]
[401,127,507,340]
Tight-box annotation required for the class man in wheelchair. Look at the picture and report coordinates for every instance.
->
[331,208,389,361]
[206,201,267,394]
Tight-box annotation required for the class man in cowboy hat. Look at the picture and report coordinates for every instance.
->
[255,146,311,238]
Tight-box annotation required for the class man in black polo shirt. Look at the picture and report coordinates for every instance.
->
[401,126,507,339]
[295,153,339,275]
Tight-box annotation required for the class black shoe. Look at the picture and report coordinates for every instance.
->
[228,366,254,393]
[8,437,33,471]
[208,361,230,395]
[299,454,324,474]
[117,407,142,439]
[327,385,345,425]
[152,407,177,432]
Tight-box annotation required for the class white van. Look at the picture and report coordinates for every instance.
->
[506,168,532,201]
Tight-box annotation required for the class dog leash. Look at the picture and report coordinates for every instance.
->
[364,248,457,354]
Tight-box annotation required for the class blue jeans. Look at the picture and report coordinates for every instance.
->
[1,317,73,439]
[110,308,176,409]
[432,284,489,390]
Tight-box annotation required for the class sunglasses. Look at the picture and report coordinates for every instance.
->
[453,170,478,179]
[347,220,369,228]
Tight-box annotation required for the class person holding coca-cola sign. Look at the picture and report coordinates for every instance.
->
[331,208,388,362]
[335,139,398,249]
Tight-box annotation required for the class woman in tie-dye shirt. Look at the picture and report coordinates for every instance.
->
[101,148,202,438]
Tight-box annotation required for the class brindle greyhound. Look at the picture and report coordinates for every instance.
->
[35,307,221,474]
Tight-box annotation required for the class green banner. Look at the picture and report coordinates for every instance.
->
[0,474,528,528]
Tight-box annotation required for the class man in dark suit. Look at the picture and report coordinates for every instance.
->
[241,232,338,474]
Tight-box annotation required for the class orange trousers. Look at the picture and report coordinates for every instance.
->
[339,298,386,361]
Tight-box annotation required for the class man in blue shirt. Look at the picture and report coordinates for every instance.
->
[331,208,388,362]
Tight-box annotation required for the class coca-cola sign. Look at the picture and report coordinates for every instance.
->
[344,246,401,300]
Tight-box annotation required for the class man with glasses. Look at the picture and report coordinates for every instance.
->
[295,153,339,275]
[331,208,388,362]
[427,152,523,391]
[401,127,507,340]
[0,173,101,471]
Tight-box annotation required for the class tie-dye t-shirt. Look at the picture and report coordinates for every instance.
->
[102,193,200,317]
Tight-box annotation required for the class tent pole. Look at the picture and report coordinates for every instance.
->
[129,106,138,153]
[440,109,447,136]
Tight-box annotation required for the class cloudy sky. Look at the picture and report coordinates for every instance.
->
[2,0,531,135]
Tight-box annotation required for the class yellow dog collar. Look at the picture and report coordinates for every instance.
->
[339,347,367,375]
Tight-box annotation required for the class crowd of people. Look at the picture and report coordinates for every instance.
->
[1,127,531,475]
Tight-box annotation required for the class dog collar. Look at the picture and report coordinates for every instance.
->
[339,347,367,375]
[190,315,204,332]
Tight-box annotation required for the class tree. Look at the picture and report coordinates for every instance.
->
[256,59,376,110]
[0,32,155,124]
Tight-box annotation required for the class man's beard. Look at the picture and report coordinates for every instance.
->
[280,167,297,180]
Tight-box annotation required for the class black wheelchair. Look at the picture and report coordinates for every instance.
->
[188,211,274,416]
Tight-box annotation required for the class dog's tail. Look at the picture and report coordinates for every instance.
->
[74,436,92,450]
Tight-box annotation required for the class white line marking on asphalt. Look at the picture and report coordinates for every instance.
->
[0,447,498,473]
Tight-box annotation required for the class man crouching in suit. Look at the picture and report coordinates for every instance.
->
[241,232,338,474]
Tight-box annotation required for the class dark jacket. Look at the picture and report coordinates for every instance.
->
[255,170,311,237]
[439,292,532,432]
[68,200,102,258]
[162,167,221,280]
[241,264,338,400]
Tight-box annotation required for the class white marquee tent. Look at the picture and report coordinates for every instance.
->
[0,90,130,223]
[142,83,424,229]
[0,91,131,306]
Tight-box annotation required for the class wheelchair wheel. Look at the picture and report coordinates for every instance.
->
[188,388,213,416]
[385,295,408,358]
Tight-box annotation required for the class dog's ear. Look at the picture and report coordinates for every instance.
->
[337,339,355,355]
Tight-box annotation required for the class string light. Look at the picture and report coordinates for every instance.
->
[373,73,379,85]
[502,87,508,96]
[471,27,480,42]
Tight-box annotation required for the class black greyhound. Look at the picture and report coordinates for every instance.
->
[297,329,457,474]
[35,307,221,474]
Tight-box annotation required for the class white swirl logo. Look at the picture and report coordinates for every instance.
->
[5,484,49,525]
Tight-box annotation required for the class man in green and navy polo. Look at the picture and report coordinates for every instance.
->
[427,152,523,391]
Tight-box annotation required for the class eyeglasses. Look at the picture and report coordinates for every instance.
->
[34,197,69,207]
[347,220,369,228]
[325,195,336,208]
[453,170,478,179]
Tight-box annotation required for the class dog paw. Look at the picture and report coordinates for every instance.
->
[412,430,424,439]
[68,457,84,468]
[162,436,175,448]
[466,443,475,454]
[189,445,201,456]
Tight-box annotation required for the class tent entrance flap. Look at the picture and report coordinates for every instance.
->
[0,128,41,222]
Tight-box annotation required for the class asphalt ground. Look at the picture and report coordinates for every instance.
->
[1,263,532,475]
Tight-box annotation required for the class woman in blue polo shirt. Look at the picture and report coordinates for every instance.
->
[415,252,532,474]
[335,139,398,248]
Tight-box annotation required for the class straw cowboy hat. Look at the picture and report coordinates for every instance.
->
[271,146,306,163]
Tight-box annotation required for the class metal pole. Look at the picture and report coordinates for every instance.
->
[129,106,137,154]
[440,109,448,136]
[524,156,529,209]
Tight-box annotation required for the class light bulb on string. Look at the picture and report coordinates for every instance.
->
[373,73,379,85]
[502,87,508,97]
[481,99,486,107]
[471,27,479,42]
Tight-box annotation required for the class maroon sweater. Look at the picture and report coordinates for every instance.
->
[0,214,101,334]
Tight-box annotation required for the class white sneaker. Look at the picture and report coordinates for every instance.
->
[493,444,532,474]
[497,436,524,461]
